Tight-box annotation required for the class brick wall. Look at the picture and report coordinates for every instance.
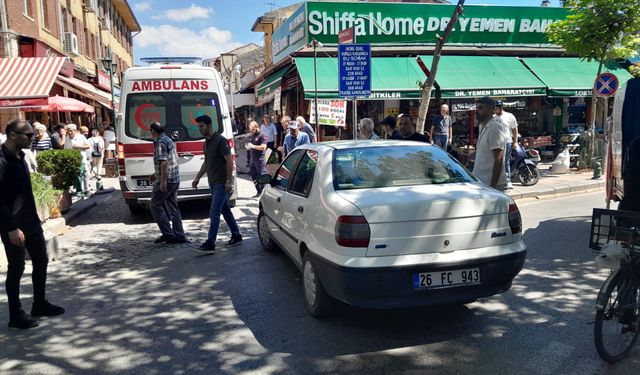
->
[6,0,40,39]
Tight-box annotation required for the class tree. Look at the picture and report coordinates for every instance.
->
[416,0,465,135]
[546,0,640,167]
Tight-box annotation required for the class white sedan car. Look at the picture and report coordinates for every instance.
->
[257,140,526,317]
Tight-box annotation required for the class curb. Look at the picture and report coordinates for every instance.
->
[508,180,604,200]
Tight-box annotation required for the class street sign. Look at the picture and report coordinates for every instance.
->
[594,72,619,97]
[338,44,371,98]
[338,28,354,44]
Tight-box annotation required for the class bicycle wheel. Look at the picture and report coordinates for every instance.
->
[594,270,640,363]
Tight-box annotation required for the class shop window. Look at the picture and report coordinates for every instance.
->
[23,0,34,18]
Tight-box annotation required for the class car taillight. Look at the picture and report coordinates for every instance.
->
[117,142,126,176]
[335,215,370,248]
[508,198,522,234]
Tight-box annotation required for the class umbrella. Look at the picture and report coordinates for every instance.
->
[23,95,94,113]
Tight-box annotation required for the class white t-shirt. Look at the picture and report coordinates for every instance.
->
[498,111,518,134]
[68,133,91,163]
[473,117,511,188]
[103,129,116,151]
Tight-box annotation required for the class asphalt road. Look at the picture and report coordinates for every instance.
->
[1,181,638,374]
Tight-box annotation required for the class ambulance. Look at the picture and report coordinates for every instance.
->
[116,57,237,214]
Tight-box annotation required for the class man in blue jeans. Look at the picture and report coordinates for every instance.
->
[192,115,242,253]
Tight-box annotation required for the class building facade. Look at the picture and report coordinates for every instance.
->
[0,0,140,128]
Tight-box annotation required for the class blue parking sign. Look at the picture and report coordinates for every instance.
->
[338,44,371,98]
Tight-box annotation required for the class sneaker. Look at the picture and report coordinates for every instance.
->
[227,235,243,247]
[8,310,39,329]
[194,242,216,254]
[31,300,65,317]
[167,237,189,244]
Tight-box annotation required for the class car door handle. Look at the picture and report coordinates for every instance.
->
[276,197,281,203]
[297,206,304,214]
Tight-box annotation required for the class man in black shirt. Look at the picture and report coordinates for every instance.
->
[393,115,430,143]
[0,119,65,329]
[192,115,242,253]
[245,121,268,196]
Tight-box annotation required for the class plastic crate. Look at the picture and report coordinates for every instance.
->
[589,208,640,252]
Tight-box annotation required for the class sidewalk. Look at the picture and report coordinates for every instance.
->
[507,164,604,200]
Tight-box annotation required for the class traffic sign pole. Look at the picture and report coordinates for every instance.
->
[338,38,370,142]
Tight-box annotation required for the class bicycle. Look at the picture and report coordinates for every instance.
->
[590,208,640,363]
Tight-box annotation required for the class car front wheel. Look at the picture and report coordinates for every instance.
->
[302,252,335,318]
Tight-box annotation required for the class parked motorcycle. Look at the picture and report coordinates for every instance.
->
[511,142,541,186]
[525,148,541,165]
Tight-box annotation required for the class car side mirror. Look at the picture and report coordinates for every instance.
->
[256,174,272,185]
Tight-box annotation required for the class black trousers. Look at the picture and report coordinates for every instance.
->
[1,229,48,317]
[150,182,185,240]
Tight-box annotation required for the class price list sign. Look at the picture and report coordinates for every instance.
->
[338,44,371,98]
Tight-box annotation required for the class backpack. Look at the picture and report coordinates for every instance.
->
[91,140,101,157]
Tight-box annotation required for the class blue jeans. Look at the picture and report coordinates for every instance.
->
[505,142,513,182]
[207,183,240,244]
[434,134,449,149]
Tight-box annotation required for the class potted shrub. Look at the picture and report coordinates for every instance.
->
[30,172,61,221]
[36,149,83,213]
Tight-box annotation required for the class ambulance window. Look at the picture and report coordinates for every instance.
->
[126,94,167,140]
[180,93,221,138]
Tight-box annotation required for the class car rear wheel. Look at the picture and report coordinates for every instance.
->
[257,212,278,252]
[302,252,335,318]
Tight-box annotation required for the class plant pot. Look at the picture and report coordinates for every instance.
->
[58,190,72,214]
[36,203,50,222]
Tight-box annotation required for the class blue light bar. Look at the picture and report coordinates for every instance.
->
[140,57,203,65]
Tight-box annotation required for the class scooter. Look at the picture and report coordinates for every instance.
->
[511,142,541,186]
[525,148,541,165]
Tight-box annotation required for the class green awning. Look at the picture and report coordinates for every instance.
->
[256,66,291,97]
[418,56,547,98]
[521,58,633,97]
[294,57,427,100]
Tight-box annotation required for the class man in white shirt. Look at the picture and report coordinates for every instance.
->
[495,101,518,189]
[102,122,116,159]
[65,124,91,195]
[473,97,511,190]
[260,114,277,156]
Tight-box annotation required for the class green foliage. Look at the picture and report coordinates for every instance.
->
[36,149,83,190]
[546,0,640,62]
[30,172,61,212]
[630,64,640,78]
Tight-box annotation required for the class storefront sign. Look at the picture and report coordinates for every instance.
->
[272,4,308,65]
[447,88,546,98]
[304,90,422,100]
[96,69,112,92]
[549,89,592,97]
[308,2,568,45]
[309,99,347,126]
[273,87,282,111]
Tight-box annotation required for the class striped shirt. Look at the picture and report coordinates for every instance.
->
[153,134,180,184]
[32,136,52,151]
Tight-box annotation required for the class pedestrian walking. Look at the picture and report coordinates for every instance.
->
[394,115,430,143]
[65,124,91,196]
[260,114,277,157]
[192,115,242,253]
[31,122,52,153]
[495,101,518,189]
[430,104,453,150]
[281,116,311,156]
[472,97,511,190]
[49,123,66,150]
[102,122,116,159]
[88,128,105,178]
[273,114,284,162]
[296,116,316,143]
[149,123,187,244]
[245,121,268,196]
[0,119,65,329]
[358,118,379,140]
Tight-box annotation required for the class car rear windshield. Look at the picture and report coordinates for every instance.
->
[125,92,222,141]
[333,146,477,190]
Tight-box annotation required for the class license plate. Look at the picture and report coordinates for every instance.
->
[136,179,154,188]
[413,268,481,290]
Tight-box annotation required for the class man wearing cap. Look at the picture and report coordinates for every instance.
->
[473,97,511,190]
[495,101,518,189]
[282,116,311,156]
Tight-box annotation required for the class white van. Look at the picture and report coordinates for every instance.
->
[116,57,237,214]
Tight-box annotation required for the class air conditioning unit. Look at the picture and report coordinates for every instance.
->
[83,0,97,12]
[63,32,79,56]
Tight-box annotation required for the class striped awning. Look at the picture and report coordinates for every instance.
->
[0,57,66,100]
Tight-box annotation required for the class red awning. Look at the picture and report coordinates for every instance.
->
[21,95,94,113]
[0,57,66,100]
